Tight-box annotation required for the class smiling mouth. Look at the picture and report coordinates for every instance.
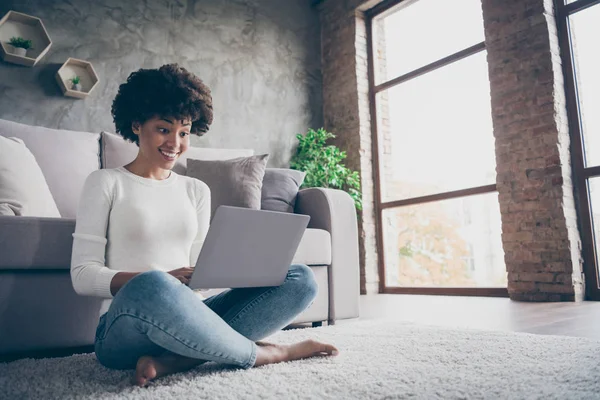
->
[159,149,180,161]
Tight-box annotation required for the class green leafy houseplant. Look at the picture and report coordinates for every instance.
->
[8,36,33,49]
[290,128,362,211]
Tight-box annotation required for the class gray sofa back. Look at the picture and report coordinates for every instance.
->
[0,119,253,219]
[100,130,253,174]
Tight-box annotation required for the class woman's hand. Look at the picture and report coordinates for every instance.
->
[167,267,194,285]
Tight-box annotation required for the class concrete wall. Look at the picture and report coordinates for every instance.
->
[0,0,322,167]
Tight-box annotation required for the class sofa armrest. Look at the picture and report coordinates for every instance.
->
[0,216,75,270]
[294,188,360,323]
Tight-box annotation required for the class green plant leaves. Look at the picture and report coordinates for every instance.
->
[290,128,363,211]
[9,36,33,49]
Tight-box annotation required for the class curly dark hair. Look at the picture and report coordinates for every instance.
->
[111,63,213,146]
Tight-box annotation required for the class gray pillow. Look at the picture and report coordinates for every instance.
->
[0,118,100,219]
[0,136,61,217]
[261,168,306,213]
[186,154,269,218]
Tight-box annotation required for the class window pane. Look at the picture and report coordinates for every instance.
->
[587,178,600,275]
[376,51,496,202]
[383,193,506,288]
[569,4,600,166]
[373,0,485,84]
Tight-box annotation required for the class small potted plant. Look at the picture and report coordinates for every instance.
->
[8,36,33,57]
[70,75,82,91]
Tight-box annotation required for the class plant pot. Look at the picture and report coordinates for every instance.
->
[11,46,27,57]
[72,83,82,91]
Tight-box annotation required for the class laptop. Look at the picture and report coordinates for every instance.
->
[188,205,310,290]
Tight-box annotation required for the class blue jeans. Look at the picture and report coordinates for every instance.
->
[94,264,318,370]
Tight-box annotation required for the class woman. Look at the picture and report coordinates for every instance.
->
[70,64,338,387]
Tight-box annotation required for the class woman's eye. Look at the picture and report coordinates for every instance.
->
[181,132,190,137]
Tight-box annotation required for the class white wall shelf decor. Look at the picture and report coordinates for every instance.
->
[55,58,100,99]
[0,10,52,67]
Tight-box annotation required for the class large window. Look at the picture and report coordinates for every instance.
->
[556,0,600,300]
[367,0,507,296]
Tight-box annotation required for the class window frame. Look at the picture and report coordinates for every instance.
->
[554,0,600,300]
[366,0,508,296]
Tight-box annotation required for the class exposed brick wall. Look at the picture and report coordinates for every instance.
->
[482,0,584,301]
[319,0,585,300]
[319,0,382,294]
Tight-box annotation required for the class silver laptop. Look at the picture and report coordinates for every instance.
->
[188,205,310,290]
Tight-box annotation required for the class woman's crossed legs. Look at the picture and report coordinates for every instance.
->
[94,264,338,386]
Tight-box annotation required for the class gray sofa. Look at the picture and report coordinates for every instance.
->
[0,118,360,358]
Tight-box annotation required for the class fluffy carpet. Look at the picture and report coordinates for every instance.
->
[1,319,600,400]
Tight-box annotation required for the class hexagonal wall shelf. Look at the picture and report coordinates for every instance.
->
[55,58,100,99]
[0,10,52,67]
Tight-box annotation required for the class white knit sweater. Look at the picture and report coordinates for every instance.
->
[70,166,210,321]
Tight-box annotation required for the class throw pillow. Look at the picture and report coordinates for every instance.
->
[186,154,269,218]
[261,168,306,213]
[0,118,101,219]
[0,136,61,217]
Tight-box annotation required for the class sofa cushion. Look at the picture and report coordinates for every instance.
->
[100,131,254,175]
[292,228,332,265]
[0,215,331,269]
[0,119,100,219]
[0,215,75,269]
[261,168,306,213]
[186,154,270,219]
[0,137,61,218]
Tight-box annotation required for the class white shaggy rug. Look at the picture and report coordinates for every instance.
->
[1,319,600,400]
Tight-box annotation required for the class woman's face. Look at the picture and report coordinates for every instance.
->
[132,116,191,169]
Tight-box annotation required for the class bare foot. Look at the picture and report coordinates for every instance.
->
[254,339,338,367]
[132,340,338,386]
[133,354,207,387]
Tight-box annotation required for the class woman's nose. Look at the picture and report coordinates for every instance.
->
[167,132,182,148]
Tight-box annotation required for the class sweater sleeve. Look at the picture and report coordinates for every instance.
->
[189,180,211,268]
[70,170,121,298]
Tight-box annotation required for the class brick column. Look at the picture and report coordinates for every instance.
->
[482,0,584,300]
[319,0,381,294]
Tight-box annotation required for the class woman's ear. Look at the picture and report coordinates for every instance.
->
[131,121,141,135]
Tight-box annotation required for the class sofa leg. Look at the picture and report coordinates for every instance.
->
[312,321,323,328]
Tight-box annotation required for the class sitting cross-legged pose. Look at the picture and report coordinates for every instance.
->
[70,63,338,387]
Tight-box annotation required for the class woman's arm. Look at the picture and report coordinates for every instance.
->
[110,272,140,296]
[189,180,211,271]
[71,170,125,298]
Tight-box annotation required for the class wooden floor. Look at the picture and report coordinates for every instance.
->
[332,294,600,339]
